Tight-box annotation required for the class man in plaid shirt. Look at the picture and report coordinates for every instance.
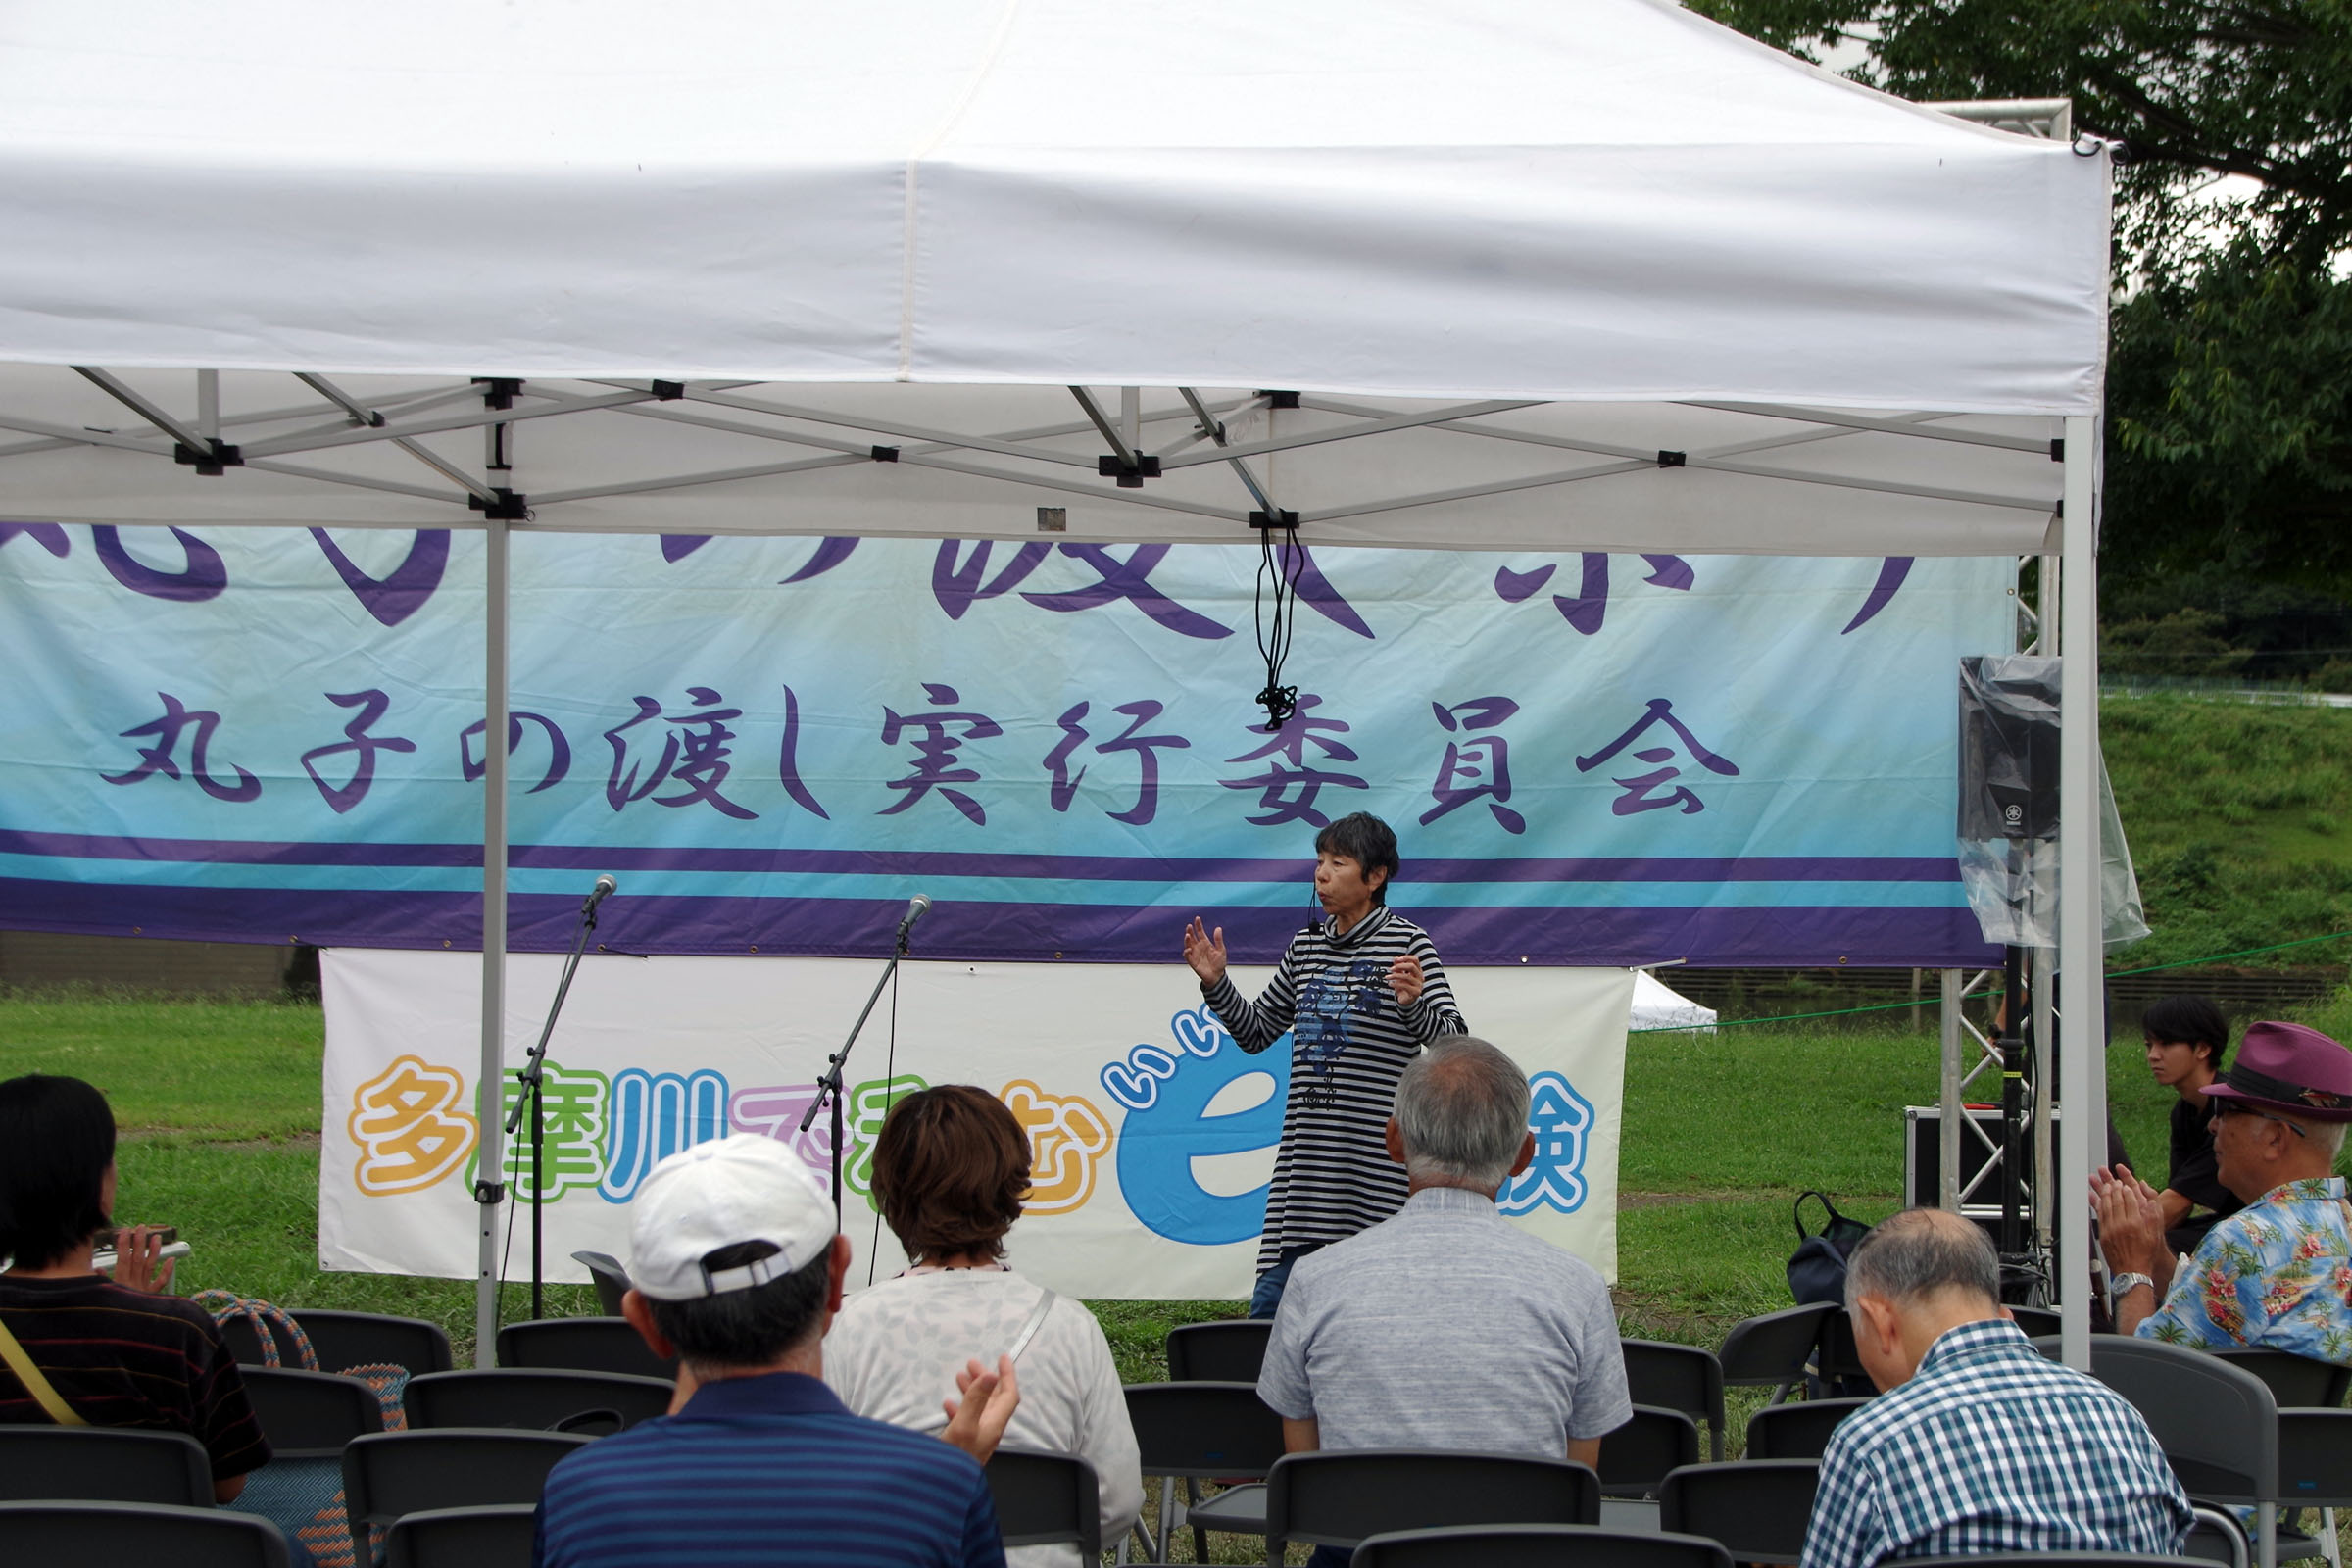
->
[1800,1209,2191,1568]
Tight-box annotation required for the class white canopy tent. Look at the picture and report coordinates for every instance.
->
[0,0,2112,1363]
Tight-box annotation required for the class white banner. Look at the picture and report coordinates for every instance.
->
[320,949,1632,1298]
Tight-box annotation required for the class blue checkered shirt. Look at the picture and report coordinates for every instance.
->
[1799,1318,2192,1568]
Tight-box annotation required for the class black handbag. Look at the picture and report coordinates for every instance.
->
[1787,1190,1872,1305]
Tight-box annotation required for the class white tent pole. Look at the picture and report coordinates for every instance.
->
[2057,412,2101,1369]
[1940,968,1963,1210]
[471,507,513,1367]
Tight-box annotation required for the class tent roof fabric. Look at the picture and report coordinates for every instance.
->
[0,0,2107,415]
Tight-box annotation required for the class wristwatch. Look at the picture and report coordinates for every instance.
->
[2109,1271,2155,1298]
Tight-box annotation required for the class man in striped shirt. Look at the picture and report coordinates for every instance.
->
[1183,811,1466,1317]
[533,1135,1020,1568]
[1801,1208,2191,1568]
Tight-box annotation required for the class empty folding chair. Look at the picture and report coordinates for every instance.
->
[1717,1302,1835,1406]
[342,1428,592,1566]
[402,1368,674,1434]
[1898,1554,2213,1568]
[496,1318,675,1380]
[1350,1522,1735,1568]
[2008,1306,2063,1339]
[2186,1505,2254,1568]
[1622,1339,1730,1461]
[985,1447,1101,1560]
[568,1251,632,1319]
[1264,1449,1601,1564]
[0,1499,292,1568]
[1596,1406,1701,1500]
[1165,1319,1273,1383]
[1745,1396,1872,1460]
[240,1365,388,1457]
[1121,1380,1287,1562]
[2214,1349,2351,1410]
[295,1311,456,1379]
[383,1502,541,1568]
[1658,1459,1821,1567]
[0,1425,213,1505]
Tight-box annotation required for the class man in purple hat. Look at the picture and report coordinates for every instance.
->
[2095,1020,2352,1359]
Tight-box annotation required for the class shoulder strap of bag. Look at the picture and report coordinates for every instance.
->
[192,1289,318,1371]
[0,1315,87,1426]
[1004,1287,1058,1364]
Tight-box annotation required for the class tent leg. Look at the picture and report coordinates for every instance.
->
[2057,414,2102,1370]
[472,514,512,1368]
[1940,969,1963,1210]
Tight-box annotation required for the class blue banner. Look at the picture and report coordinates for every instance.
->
[0,524,2009,965]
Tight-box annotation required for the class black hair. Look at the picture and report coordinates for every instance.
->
[2143,995,2230,1070]
[646,1241,830,1370]
[1313,812,1400,905]
[0,1075,116,1270]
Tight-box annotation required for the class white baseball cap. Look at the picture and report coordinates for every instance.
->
[626,1134,837,1301]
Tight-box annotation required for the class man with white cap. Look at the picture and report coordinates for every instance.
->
[532,1134,1019,1568]
[2095,1020,2352,1360]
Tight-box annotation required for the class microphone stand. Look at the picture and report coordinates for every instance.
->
[506,885,604,1321]
[800,919,914,1221]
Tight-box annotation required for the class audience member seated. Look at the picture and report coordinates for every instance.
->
[1801,1208,2191,1568]
[2139,994,2246,1256]
[1256,1036,1630,1487]
[534,1134,1019,1568]
[2097,1020,2352,1359]
[0,1073,269,1501]
[824,1085,1143,1566]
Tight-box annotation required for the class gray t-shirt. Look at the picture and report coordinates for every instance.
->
[1256,1185,1631,1456]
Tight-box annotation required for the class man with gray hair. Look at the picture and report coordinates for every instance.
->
[1801,1208,2190,1568]
[1255,1037,1630,1481]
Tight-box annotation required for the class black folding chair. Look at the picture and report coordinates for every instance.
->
[495,1317,675,1380]
[568,1251,633,1319]
[1622,1339,1729,1461]
[984,1446,1101,1559]
[343,1428,592,1566]
[1900,1555,2216,1568]
[1744,1396,1872,1460]
[1265,1449,1601,1563]
[1658,1460,1820,1567]
[240,1365,387,1457]
[402,1368,674,1434]
[2008,1306,2063,1339]
[0,1425,213,1505]
[1596,1406,1701,1499]
[1716,1303,1835,1406]
[1166,1319,1273,1383]
[222,1309,453,1377]
[2214,1349,2352,1410]
[1121,1380,1287,1562]
[1351,1522,1735,1568]
[0,1499,292,1567]
[382,1502,542,1568]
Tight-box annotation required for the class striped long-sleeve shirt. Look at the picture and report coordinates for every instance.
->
[1201,905,1466,1274]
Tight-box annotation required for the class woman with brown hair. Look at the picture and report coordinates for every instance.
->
[823,1085,1141,1564]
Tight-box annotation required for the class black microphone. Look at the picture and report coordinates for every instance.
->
[895,893,932,943]
[583,874,618,915]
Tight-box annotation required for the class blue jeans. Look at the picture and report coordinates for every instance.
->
[1249,1244,1325,1319]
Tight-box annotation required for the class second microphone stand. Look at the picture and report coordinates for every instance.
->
[800,919,914,1219]
[506,884,604,1320]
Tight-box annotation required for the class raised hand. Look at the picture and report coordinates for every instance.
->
[942,1353,1020,1461]
[1183,916,1228,988]
[110,1224,176,1295]
[1389,953,1425,1007]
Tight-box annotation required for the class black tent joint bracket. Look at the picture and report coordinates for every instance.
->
[2049,437,2065,462]
[1248,510,1300,529]
[650,380,687,401]
[473,376,523,410]
[1258,390,1301,409]
[468,487,529,521]
[1099,453,1161,488]
[1655,449,1687,467]
[870,445,900,463]
[472,1180,507,1205]
[173,439,242,476]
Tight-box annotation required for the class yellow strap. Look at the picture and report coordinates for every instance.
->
[0,1315,86,1425]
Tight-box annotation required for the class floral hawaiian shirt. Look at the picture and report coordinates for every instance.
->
[2139,1176,2352,1365]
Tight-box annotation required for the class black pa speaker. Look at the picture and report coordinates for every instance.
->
[1957,655,2060,841]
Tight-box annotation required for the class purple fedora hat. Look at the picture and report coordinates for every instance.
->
[2204,1020,2352,1122]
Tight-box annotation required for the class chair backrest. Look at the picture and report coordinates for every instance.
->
[342,1429,594,1538]
[0,1425,213,1505]
[495,1318,676,1380]
[2277,1409,2352,1510]
[1165,1319,1272,1382]
[1621,1340,1728,1459]
[569,1251,632,1319]
[0,1499,292,1567]
[1897,1556,2216,1568]
[1658,1460,1821,1567]
[1351,1523,1735,1568]
[1596,1406,1701,1497]
[402,1368,675,1434]
[240,1365,389,1458]
[2008,1307,2064,1339]
[1121,1381,1287,1478]
[2213,1348,2351,1410]
[1266,1449,1601,1553]
[984,1446,1102,1558]
[293,1311,456,1377]
[382,1502,543,1568]
[1745,1396,1873,1460]
[2083,1338,2278,1502]
[2185,1503,2253,1568]
[1717,1303,1835,1394]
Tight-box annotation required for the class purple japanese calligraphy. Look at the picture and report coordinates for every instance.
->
[879,682,1001,825]
[1421,696,1525,833]
[1221,693,1367,828]
[300,690,416,813]
[605,688,759,819]
[101,693,261,802]
[1043,699,1191,826]
[1575,698,1740,815]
